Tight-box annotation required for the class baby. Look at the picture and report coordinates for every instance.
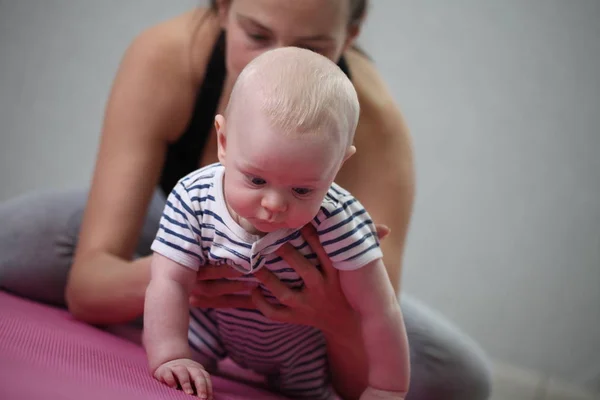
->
[143,47,409,400]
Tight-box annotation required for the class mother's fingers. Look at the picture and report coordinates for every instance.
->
[196,265,246,281]
[189,294,256,309]
[253,268,299,307]
[251,287,294,323]
[375,223,391,241]
[299,224,337,281]
[191,279,256,297]
[275,242,323,288]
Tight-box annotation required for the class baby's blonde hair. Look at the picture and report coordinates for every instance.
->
[226,47,360,149]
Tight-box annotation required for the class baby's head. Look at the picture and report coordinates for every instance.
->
[215,47,359,234]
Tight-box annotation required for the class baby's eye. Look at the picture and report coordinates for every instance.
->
[250,177,266,186]
[293,188,312,196]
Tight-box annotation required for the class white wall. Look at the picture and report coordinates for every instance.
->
[1,0,599,388]
[0,0,197,198]
[359,0,600,386]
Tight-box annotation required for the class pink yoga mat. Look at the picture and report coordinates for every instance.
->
[0,291,289,400]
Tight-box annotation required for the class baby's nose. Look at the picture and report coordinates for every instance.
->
[261,192,287,214]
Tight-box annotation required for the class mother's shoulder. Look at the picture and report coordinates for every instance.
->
[132,8,222,86]
[344,49,410,142]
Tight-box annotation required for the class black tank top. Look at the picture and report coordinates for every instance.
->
[159,32,353,195]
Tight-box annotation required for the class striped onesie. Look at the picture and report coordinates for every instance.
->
[151,163,382,399]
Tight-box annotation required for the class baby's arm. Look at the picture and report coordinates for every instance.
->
[339,260,410,399]
[144,253,195,370]
[144,253,213,398]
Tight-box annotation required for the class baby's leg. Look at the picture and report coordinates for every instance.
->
[271,333,334,400]
[188,308,226,373]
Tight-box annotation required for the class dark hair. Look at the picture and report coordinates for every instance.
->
[208,0,369,26]
[348,0,369,26]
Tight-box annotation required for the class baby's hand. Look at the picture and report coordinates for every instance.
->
[360,387,407,400]
[154,358,213,399]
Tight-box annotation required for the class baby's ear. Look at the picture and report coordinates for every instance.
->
[343,145,356,163]
[215,115,227,163]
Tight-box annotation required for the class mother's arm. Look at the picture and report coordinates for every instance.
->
[65,17,214,324]
[252,224,401,400]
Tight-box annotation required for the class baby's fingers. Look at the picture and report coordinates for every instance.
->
[190,367,213,399]
[172,366,194,395]
[157,369,178,389]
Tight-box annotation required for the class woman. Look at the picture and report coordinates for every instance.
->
[0,1,491,399]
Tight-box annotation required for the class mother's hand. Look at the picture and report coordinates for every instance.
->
[188,223,389,321]
[251,224,390,334]
[188,265,257,309]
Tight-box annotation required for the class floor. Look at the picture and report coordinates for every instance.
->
[490,363,599,400]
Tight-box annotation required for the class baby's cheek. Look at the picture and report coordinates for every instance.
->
[227,187,254,216]
[292,203,321,227]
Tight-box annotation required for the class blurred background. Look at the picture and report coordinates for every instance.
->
[1,1,598,398]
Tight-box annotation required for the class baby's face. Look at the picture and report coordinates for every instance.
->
[218,110,345,235]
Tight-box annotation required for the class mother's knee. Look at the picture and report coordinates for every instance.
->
[401,296,492,400]
[0,188,89,306]
[408,340,491,399]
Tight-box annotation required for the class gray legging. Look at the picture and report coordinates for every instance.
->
[0,189,491,400]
